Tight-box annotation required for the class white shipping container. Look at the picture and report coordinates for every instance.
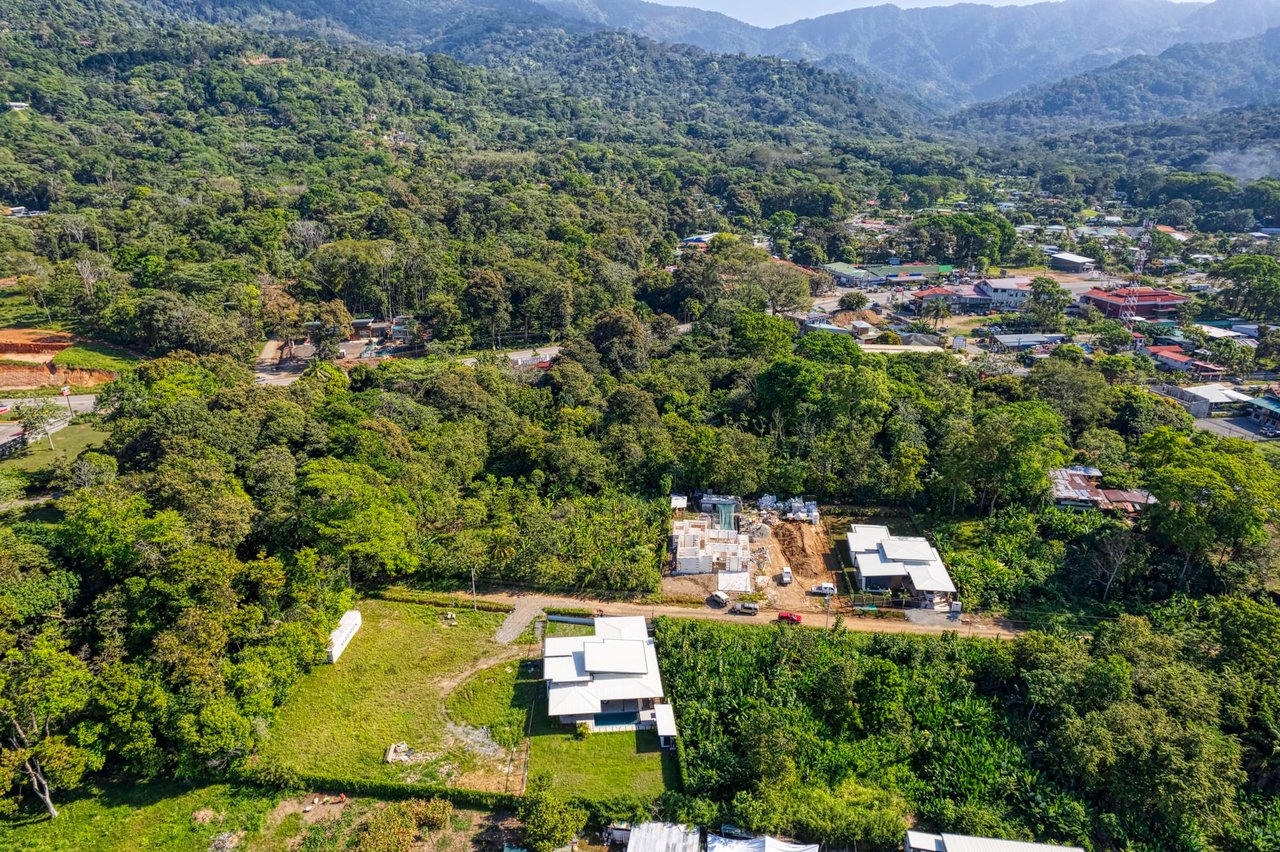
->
[327,610,362,663]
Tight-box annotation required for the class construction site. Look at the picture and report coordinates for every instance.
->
[664,495,842,614]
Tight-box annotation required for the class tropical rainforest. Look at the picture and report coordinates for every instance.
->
[1,0,1280,848]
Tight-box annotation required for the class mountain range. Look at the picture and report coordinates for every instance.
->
[539,0,1280,105]
[951,26,1280,137]
[113,0,1280,155]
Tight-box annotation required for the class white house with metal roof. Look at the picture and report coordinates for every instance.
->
[905,830,1083,852]
[847,525,955,608]
[543,616,672,733]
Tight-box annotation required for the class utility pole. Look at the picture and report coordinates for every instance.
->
[471,564,477,612]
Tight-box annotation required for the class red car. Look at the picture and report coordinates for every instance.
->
[776,612,802,624]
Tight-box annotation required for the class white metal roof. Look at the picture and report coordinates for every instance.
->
[1181,383,1252,405]
[847,525,892,554]
[626,823,700,852]
[906,563,957,594]
[583,639,649,675]
[670,495,688,509]
[594,616,648,641]
[544,635,589,658]
[708,836,819,852]
[543,620,665,718]
[880,536,937,563]
[905,832,946,852]
[547,682,601,716]
[543,652,590,684]
[935,833,1083,852]
[848,526,955,594]
[654,703,677,738]
[1052,252,1094,263]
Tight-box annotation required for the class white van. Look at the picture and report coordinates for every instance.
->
[779,566,793,586]
[709,590,730,607]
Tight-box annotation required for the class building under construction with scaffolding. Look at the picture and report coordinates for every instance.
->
[669,495,751,575]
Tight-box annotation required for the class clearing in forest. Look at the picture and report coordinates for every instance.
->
[258,598,528,787]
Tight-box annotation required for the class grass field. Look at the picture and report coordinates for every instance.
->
[257,598,512,782]
[51,342,140,372]
[0,422,109,473]
[0,291,57,329]
[0,782,282,852]
[527,689,676,799]
[450,653,675,799]
[447,661,539,749]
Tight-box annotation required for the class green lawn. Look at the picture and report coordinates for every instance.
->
[51,342,140,372]
[527,688,677,799]
[0,782,282,852]
[447,661,539,749]
[0,422,109,473]
[0,291,58,329]
[447,626,676,800]
[257,598,510,782]
[543,620,595,638]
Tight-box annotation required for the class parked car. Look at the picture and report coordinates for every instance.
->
[730,602,759,616]
[811,582,837,596]
[776,611,802,624]
[0,405,10,415]
[708,590,730,608]
[779,566,793,586]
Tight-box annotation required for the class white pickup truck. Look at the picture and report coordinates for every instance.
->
[811,582,837,596]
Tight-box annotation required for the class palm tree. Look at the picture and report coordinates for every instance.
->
[923,298,952,331]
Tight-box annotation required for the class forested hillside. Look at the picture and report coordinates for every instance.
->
[952,27,1280,137]
[0,0,955,359]
[998,106,1280,188]
[534,0,1280,105]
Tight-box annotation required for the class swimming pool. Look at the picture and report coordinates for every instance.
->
[593,711,639,727]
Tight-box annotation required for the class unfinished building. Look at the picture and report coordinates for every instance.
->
[671,518,750,574]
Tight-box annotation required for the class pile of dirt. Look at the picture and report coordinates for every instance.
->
[772,521,830,579]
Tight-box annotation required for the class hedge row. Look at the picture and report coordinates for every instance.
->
[544,606,594,617]
[373,589,516,614]
[245,768,657,822]
[292,773,519,810]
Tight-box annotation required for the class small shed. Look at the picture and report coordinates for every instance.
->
[654,703,677,749]
[327,610,362,663]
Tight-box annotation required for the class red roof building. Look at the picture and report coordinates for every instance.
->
[1079,286,1190,319]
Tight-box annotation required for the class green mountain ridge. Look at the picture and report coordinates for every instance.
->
[951,26,1280,138]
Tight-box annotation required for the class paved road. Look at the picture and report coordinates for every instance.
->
[1195,416,1275,442]
[0,394,97,442]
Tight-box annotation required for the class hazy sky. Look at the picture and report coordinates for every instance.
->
[646,0,1181,27]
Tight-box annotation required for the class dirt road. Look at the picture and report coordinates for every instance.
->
[473,590,1021,640]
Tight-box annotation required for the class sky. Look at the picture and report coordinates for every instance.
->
[644,0,1183,27]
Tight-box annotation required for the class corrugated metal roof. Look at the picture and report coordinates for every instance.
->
[627,824,700,852]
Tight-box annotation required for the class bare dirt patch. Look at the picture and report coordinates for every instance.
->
[192,808,219,825]
[772,521,831,580]
[0,364,115,389]
[0,328,71,346]
[268,793,351,828]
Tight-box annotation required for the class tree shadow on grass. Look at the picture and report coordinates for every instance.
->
[1,777,210,828]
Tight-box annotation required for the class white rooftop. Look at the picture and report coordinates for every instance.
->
[627,824,700,852]
[654,703,677,738]
[708,836,819,852]
[584,639,648,674]
[544,617,665,719]
[905,831,1083,852]
[1181,383,1253,405]
[847,526,955,594]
